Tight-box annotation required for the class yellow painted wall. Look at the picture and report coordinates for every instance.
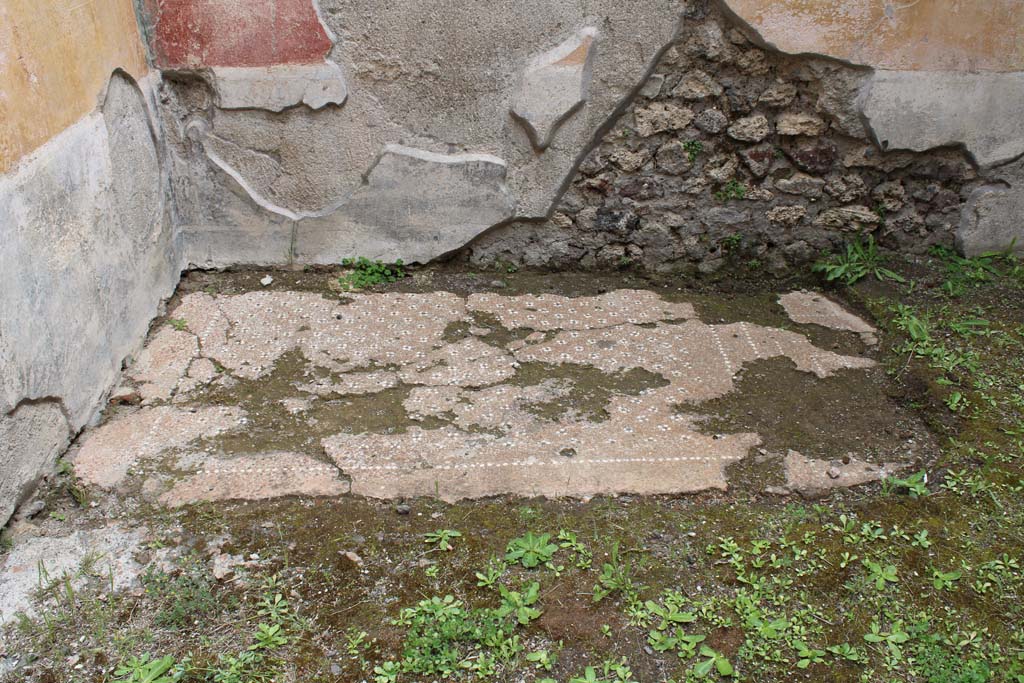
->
[727,0,1024,72]
[0,0,149,174]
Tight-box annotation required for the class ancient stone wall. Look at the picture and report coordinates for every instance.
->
[141,0,1024,269]
[146,0,687,267]
[0,3,180,524]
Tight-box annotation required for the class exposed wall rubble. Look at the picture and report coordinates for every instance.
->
[466,3,992,273]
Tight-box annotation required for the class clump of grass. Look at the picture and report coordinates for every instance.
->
[813,235,905,286]
[141,559,228,629]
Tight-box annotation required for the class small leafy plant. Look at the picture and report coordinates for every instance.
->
[931,567,962,591]
[683,140,704,162]
[474,556,506,587]
[930,244,1010,296]
[424,529,462,552]
[506,532,559,568]
[863,619,910,658]
[557,529,593,569]
[593,543,645,604]
[113,654,184,683]
[713,180,746,202]
[721,233,743,253]
[497,582,542,625]
[882,470,928,498]
[338,257,406,291]
[862,558,899,590]
[826,642,867,664]
[793,640,825,668]
[570,666,602,683]
[694,645,734,678]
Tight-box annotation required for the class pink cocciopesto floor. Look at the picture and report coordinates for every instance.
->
[69,285,918,507]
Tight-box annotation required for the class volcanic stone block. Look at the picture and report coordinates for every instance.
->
[727,114,771,142]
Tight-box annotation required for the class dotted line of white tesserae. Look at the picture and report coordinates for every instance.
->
[196,466,338,475]
[195,455,743,476]
[347,456,742,472]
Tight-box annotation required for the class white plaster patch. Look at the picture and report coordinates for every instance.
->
[511,27,598,151]
[211,61,348,112]
[0,526,146,623]
[861,70,1024,168]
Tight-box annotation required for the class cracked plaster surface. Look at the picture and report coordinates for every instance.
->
[159,452,348,507]
[778,290,878,345]
[783,450,900,499]
[72,405,245,489]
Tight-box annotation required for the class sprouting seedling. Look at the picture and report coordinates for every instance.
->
[694,645,734,677]
[423,529,462,551]
[862,559,898,590]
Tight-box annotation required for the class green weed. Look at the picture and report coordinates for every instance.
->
[338,257,406,291]
[505,532,559,569]
[713,180,746,202]
[424,529,462,552]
